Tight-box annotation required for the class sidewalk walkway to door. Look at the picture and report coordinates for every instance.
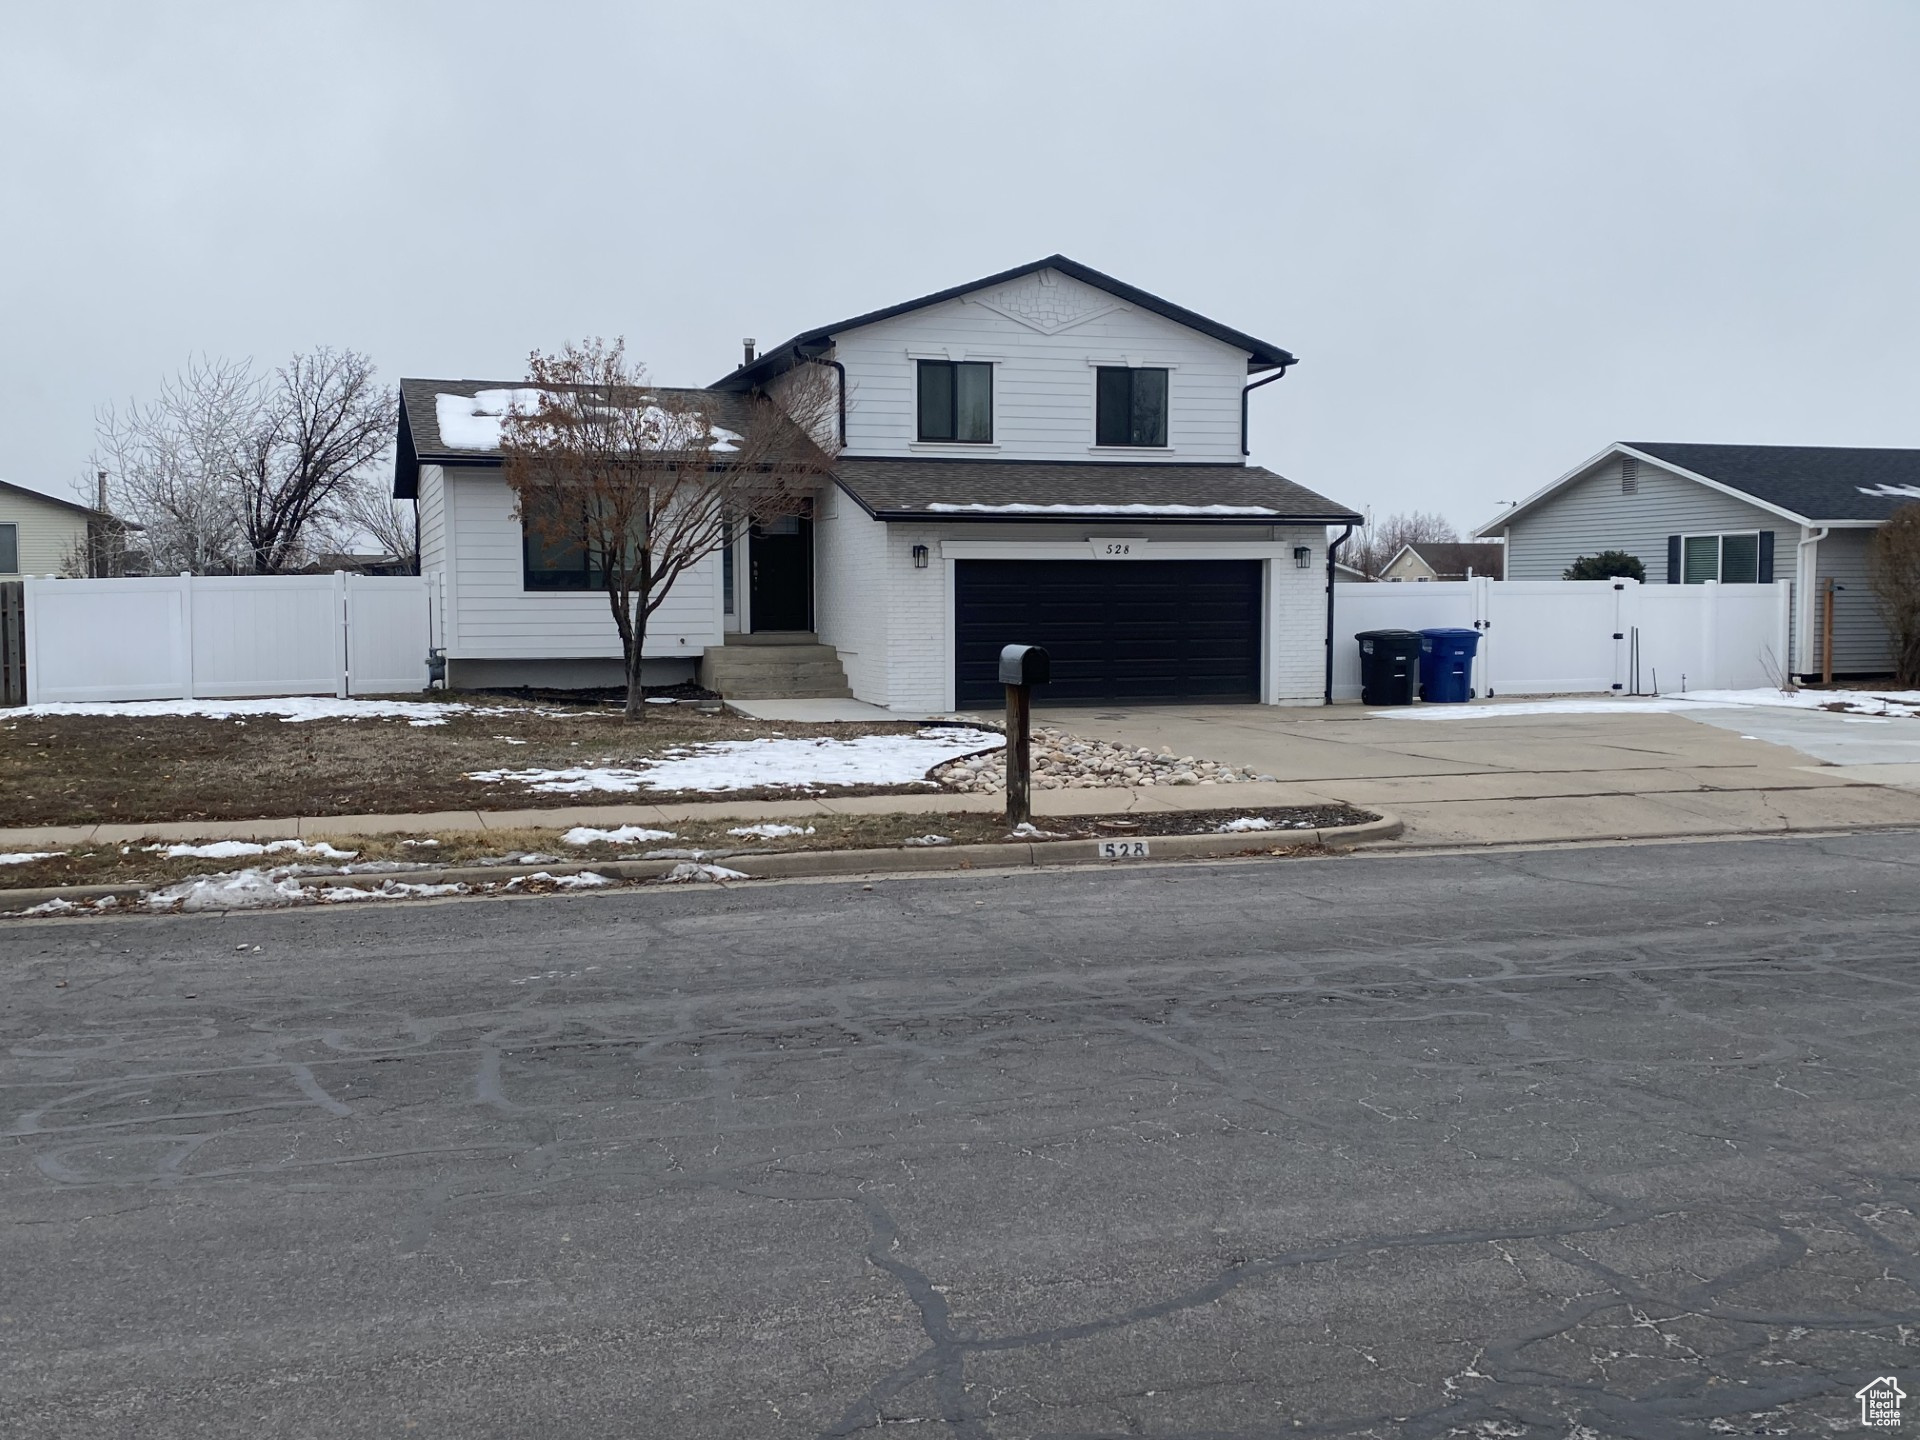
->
[1045,701,1920,847]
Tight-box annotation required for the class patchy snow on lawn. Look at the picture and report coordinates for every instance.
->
[1375,689,1920,722]
[1216,816,1312,832]
[902,834,952,847]
[469,727,1003,794]
[151,839,358,860]
[726,822,815,839]
[13,697,562,726]
[503,871,610,891]
[561,825,676,846]
[0,852,62,865]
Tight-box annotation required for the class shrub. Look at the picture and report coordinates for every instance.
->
[1867,505,1920,686]
[1563,550,1646,582]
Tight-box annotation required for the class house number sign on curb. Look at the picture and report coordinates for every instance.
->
[1098,840,1151,859]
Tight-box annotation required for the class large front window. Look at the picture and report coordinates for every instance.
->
[1682,532,1760,584]
[917,360,993,443]
[1095,366,1169,447]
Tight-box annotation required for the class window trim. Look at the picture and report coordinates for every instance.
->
[521,505,614,592]
[1679,530,1762,585]
[1092,365,1171,449]
[915,359,994,444]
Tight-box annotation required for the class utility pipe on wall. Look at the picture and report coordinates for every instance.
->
[1325,524,1354,704]
[1795,526,1828,679]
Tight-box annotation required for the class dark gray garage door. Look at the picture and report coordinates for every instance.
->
[954,559,1262,708]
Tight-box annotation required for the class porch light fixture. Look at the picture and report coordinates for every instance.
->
[912,544,929,569]
[1293,546,1312,569]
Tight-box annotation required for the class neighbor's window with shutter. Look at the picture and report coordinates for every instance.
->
[1095,367,1169,447]
[1681,532,1762,584]
[0,522,17,574]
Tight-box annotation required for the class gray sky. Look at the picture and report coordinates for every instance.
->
[4,2,1916,536]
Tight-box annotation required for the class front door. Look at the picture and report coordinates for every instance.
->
[749,515,812,631]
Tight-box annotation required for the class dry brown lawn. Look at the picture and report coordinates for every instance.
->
[0,703,962,827]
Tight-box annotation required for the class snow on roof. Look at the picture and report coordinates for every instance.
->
[923,502,1280,517]
[433,389,742,454]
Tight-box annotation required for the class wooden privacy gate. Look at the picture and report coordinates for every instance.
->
[0,583,23,706]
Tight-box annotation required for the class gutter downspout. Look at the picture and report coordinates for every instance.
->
[1241,360,1295,456]
[793,342,847,448]
[1325,523,1354,704]
[1795,526,1828,679]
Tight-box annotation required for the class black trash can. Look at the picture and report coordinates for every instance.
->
[1355,629,1422,706]
[1417,628,1482,703]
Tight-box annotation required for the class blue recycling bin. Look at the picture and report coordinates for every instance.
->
[1418,628,1481,703]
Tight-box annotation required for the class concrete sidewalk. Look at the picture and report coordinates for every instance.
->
[1045,702,1920,847]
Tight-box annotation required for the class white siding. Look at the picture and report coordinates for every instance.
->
[417,464,447,577]
[1811,528,1894,675]
[442,467,722,661]
[0,487,89,577]
[1504,456,1789,582]
[826,269,1252,463]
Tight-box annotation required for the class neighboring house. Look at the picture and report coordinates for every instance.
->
[1379,541,1504,582]
[1332,560,1372,583]
[1480,442,1920,679]
[393,255,1361,708]
[0,480,99,579]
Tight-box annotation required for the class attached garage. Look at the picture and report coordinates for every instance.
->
[954,559,1263,708]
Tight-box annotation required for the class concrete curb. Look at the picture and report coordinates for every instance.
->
[0,813,1403,913]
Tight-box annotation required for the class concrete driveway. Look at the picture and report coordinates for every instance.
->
[1043,700,1920,846]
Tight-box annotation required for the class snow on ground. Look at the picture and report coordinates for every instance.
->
[0,852,61,866]
[502,871,610,891]
[1374,689,1920,721]
[147,869,307,912]
[561,825,676,846]
[151,839,358,860]
[902,835,951,847]
[11,697,560,726]
[657,862,749,883]
[1215,816,1315,832]
[726,823,814,839]
[469,727,1003,794]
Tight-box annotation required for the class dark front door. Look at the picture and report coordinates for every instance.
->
[953,559,1263,708]
[749,516,813,632]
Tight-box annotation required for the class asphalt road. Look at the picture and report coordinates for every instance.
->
[5,834,1920,1439]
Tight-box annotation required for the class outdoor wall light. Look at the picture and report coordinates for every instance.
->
[1293,546,1312,568]
[912,544,929,569]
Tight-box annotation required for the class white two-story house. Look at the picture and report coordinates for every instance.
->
[393,255,1360,710]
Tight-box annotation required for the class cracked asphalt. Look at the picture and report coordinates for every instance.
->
[4,832,1920,1438]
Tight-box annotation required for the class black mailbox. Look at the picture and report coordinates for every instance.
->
[998,644,1051,687]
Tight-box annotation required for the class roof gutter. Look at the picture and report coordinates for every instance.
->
[1325,524,1353,705]
[1241,359,1296,456]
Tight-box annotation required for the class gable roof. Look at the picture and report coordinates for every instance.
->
[710,255,1298,392]
[1479,441,1920,535]
[1389,541,1505,578]
[392,377,780,499]
[0,478,105,519]
[831,457,1359,524]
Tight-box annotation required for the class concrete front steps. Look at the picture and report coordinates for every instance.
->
[699,632,853,700]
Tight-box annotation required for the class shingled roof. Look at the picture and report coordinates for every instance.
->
[393,378,787,499]
[830,458,1360,524]
[1624,443,1920,523]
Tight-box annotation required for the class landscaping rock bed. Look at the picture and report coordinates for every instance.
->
[933,726,1274,792]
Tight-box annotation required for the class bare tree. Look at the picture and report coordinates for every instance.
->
[240,349,395,574]
[94,356,256,573]
[1346,509,1460,578]
[498,338,839,720]
[94,349,393,575]
[320,471,419,572]
[1867,504,1920,686]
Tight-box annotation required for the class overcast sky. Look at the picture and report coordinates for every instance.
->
[4,2,1916,535]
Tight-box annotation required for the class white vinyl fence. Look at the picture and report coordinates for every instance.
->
[1331,578,1791,702]
[19,572,433,704]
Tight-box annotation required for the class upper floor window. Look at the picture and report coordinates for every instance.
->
[1682,532,1759,584]
[917,360,992,443]
[1095,366,1168,447]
